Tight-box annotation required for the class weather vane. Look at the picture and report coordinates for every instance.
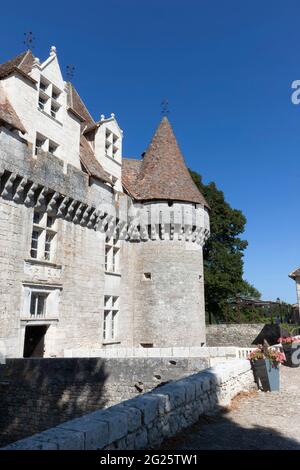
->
[161,99,170,116]
[66,64,75,81]
[23,31,35,50]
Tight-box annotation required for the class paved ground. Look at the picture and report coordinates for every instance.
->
[161,366,300,450]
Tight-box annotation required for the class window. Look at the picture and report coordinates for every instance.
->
[103,296,119,340]
[103,310,109,340]
[112,247,119,272]
[35,134,58,157]
[105,246,111,271]
[38,75,62,120]
[35,135,46,156]
[105,221,120,273]
[31,210,57,261]
[30,230,40,258]
[105,128,119,159]
[44,232,54,260]
[30,292,48,318]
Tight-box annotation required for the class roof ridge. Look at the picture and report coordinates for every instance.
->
[18,49,31,68]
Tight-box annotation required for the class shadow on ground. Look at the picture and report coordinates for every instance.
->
[161,406,300,450]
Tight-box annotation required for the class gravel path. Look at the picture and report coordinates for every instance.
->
[161,365,300,450]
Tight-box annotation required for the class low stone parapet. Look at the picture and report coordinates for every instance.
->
[2,360,255,450]
[64,346,238,362]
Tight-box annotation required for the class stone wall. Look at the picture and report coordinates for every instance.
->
[0,128,117,358]
[122,238,206,348]
[0,356,208,446]
[2,360,255,450]
[206,324,282,347]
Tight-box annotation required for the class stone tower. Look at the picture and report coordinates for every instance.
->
[121,117,210,348]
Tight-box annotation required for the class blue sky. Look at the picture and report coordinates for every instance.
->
[1,0,299,302]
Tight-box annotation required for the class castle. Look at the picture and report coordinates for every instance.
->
[0,46,210,358]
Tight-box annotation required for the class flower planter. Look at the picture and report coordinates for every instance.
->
[252,359,280,392]
[282,343,300,368]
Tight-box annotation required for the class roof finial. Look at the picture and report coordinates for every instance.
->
[160,98,169,117]
[23,31,35,50]
[111,113,115,119]
[50,46,57,56]
[100,114,105,121]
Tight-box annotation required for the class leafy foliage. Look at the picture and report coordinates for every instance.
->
[190,170,261,323]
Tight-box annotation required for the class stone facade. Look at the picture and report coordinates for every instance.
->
[2,360,255,450]
[0,46,210,358]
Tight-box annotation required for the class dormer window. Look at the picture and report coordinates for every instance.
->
[38,75,62,121]
[105,128,119,160]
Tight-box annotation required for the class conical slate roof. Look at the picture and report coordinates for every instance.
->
[122,117,208,206]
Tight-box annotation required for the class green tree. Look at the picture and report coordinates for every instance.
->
[190,170,261,323]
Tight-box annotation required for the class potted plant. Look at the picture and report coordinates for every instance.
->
[278,336,300,368]
[248,345,285,392]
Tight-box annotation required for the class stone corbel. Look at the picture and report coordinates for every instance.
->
[87,209,97,228]
[80,206,92,226]
[65,200,79,221]
[73,202,86,224]
[47,191,60,214]
[35,187,48,211]
[24,182,39,207]
[1,172,17,199]
[13,177,27,203]
[57,196,70,218]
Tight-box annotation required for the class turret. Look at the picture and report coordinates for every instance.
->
[121,117,210,348]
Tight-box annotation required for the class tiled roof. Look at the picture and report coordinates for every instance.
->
[0,87,26,133]
[80,135,111,183]
[122,117,208,206]
[68,86,109,183]
[122,159,142,198]
[0,50,36,82]
[66,82,95,128]
[289,268,300,279]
